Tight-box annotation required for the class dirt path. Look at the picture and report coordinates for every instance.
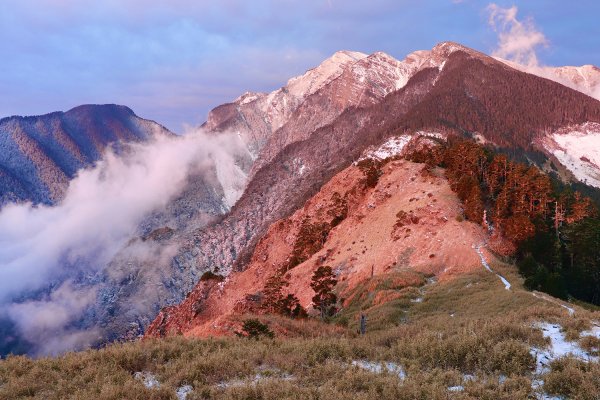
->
[531,291,575,316]
[474,243,511,290]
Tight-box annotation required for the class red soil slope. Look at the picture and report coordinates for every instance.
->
[146,159,491,338]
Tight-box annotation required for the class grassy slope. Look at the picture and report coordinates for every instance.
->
[2,260,599,400]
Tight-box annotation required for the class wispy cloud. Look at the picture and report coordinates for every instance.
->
[0,1,597,130]
[0,128,249,356]
[486,3,599,101]
[487,3,548,67]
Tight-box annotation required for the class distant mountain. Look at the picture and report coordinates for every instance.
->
[0,104,171,206]
[4,41,600,356]
[497,58,600,101]
[145,41,600,339]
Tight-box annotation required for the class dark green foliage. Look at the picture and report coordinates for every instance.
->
[310,266,338,318]
[236,319,274,340]
[261,274,308,318]
[563,219,600,304]
[277,294,308,319]
[261,274,289,314]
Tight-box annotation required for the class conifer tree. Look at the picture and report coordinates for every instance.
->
[310,266,338,319]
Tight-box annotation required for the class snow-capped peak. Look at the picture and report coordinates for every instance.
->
[495,58,600,101]
[285,50,368,98]
[432,41,477,57]
[234,91,266,105]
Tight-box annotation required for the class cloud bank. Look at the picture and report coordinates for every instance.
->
[0,129,249,356]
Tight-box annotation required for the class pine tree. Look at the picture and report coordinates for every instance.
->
[310,266,338,319]
[278,294,308,319]
[261,274,288,314]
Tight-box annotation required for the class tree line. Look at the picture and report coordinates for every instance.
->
[409,138,600,305]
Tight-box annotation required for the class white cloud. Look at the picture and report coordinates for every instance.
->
[0,128,250,355]
[487,3,600,101]
[487,3,548,67]
[5,281,100,356]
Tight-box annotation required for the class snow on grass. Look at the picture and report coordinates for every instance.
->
[134,371,160,389]
[529,322,600,399]
[531,322,600,376]
[582,325,600,338]
[474,244,511,290]
[351,360,406,379]
[217,370,294,389]
[414,131,445,141]
[176,385,193,400]
[531,292,575,316]
[134,372,194,398]
[359,131,446,163]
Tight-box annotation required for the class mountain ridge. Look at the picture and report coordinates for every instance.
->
[145,41,600,341]
[0,104,172,206]
[3,41,600,357]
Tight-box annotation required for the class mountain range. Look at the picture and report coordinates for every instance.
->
[1,41,600,357]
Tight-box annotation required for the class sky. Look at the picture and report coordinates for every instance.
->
[0,0,598,132]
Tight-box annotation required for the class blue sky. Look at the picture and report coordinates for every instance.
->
[0,0,598,132]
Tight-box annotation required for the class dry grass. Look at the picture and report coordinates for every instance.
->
[1,268,599,399]
[543,358,600,400]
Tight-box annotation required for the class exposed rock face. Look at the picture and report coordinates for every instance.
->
[203,50,368,155]
[0,104,170,206]
[203,45,454,179]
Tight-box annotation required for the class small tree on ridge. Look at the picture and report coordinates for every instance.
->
[310,266,338,319]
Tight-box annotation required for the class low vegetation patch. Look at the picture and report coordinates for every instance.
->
[2,270,599,399]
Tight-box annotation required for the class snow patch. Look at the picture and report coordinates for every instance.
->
[474,244,511,290]
[531,322,599,377]
[217,370,294,388]
[542,123,600,188]
[286,50,367,99]
[292,158,308,175]
[472,133,489,145]
[351,360,406,379]
[134,371,160,389]
[415,131,446,141]
[531,292,575,315]
[176,385,193,400]
[360,135,412,161]
[529,323,600,399]
[235,92,264,106]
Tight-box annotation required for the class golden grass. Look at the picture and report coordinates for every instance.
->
[1,267,599,399]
